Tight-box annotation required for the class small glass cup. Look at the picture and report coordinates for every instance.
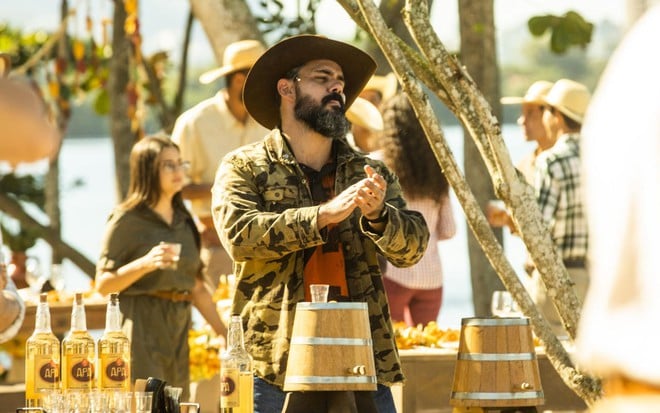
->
[134,391,153,413]
[160,242,182,270]
[491,290,521,317]
[310,284,329,303]
[88,390,109,413]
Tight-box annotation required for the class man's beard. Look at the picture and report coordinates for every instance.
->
[294,90,350,140]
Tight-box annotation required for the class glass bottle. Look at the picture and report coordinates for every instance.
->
[97,293,131,391]
[61,292,96,391]
[25,293,60,407]
[219,315,253,413]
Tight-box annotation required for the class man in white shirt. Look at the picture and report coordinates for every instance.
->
[171,40,268,289]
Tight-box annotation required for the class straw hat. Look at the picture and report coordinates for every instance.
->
[0,53,12,77]
[346,96,383,132]
[543,79,591,123]
[500,80,553,105]
[364,72,398,103]
[243,35,376,130]
[199,40,265,85]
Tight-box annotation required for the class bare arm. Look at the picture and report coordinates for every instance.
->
[95,244,179,295]
[192,278,227,339]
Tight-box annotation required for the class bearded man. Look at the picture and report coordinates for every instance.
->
[211,35,429,413]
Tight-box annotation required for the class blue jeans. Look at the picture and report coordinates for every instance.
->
[254,376,396,413]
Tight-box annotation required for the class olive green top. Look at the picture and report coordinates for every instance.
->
[97,204,202,391]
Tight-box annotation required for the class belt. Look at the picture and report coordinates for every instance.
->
[147,290,193,303]
[563,258,586,269]
[604,375,660,396]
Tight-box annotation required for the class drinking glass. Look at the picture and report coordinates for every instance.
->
[107,390,132,413]
[164,386,182,413]
[160,242,182,270]
[491,290,515,317]
[89,390,109,413]
[50,263,66,293]
[134,391,153,413]
[310,284,329,303]
[25,256,47,292]
[42,389,67,413]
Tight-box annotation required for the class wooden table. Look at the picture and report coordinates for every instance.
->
[392,347,587,413]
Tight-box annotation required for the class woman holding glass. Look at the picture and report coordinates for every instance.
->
[95,135,226,398]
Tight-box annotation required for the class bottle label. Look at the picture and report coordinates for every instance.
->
[66,355,95,388]
[29,356,60,393]
[220,367,240,408]
[100,354,129,388]
[38,358,60,384]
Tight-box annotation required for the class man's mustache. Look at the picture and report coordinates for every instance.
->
[321,92,346,112]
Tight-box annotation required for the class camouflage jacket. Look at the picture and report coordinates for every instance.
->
[211,129,429,387]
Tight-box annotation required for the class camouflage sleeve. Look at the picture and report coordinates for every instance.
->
[360,161,430,268]
[211,151,326,261]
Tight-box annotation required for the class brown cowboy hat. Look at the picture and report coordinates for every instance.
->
[243,35,377,129]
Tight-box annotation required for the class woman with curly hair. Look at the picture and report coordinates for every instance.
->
[380,93,456,326]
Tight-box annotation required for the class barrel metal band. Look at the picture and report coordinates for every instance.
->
[461,317,529,327]
[457,352,536,361]
[451,390,544,400]
[291,336,372,346]
[285,376,377,385]
[296,302,368,310]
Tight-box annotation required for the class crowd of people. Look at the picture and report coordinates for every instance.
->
[3,4,660,410]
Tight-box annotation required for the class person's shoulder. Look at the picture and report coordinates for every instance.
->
[106,206,147,226]
[179,93,225,118]
[221,134,270,166]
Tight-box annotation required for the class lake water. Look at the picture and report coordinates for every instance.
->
[8,123,533,329]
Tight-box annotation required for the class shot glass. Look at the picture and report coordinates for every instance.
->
[134,391,153,413]
[160,242,182,270]
[310,284,329,303]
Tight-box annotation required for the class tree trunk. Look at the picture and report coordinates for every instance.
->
[458,0,504,316]
[362,0,434,74]
[337,0,601,405]
[46,0,69,266]
[190,0,263,63]
[109,0,137,202]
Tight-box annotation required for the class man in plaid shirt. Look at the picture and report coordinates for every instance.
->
[531,79,591,336]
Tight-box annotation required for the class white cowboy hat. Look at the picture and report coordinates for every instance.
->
[543,78,591,123]
[501,80,553,105]
[199,40,266,85]
[346,96,383,132]
[364,72,398,104]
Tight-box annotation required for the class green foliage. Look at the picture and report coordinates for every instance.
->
[0,173,45,252]
[252,0,321,41]
[528,11,593,54]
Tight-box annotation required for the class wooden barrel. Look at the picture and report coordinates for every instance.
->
[450,317,544,408]
[283,302,377,391]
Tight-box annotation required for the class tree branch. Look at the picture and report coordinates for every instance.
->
[0,193,95,278]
